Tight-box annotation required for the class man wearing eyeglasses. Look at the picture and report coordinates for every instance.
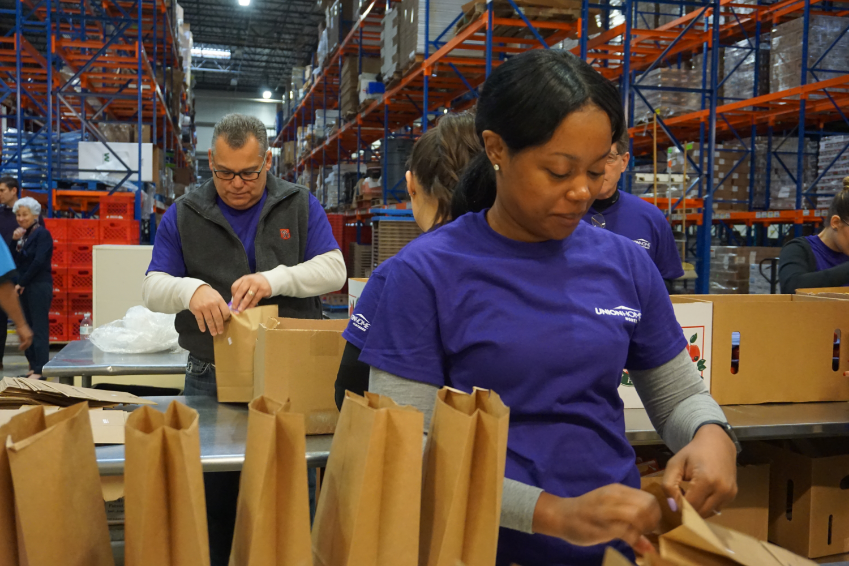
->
[143,113,346,396]
[583,131,685,285]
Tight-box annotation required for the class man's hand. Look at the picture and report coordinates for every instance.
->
[230,273,272,314]
[662,424,738,517]
[189,285,230,336]
[16,323,33,351]
[12,227,25,241]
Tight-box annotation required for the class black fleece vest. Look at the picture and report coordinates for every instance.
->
[174,175,322,361]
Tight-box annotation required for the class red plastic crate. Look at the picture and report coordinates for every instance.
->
[51,243,69,268]
[69,244,93,266]
[51,267,69,292]
[100,220,140,244]
[68,219,99,243]
[50,293,68,316]
[100,196,134,219]
[49,315,68,342]
[44,218,68,241]
[69,268,93,292]
[68,313,86,341]
[69,292,93,316]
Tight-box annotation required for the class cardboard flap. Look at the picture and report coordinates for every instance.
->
[0,377,154,408]
[268,317,348,332]
[602,547,636,566]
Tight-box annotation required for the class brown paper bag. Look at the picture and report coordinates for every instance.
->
[229,395,312,566]
[312,391,424,566]
[5,403,114,566]
[641,483,817,566]
[124,400,209,566]
[419,387,510,566]
[214,305,279,402]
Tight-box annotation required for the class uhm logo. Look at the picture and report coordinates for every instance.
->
[595,305,642,324]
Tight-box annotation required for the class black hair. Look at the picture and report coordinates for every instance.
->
[451,49,625,219]
[828,176,849,223]
[0,177,18,192]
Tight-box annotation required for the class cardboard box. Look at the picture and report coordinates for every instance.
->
[347,277,368,318]
[748,439,849,559]
[641,463,770,541]
[254,318,347,434]
[78,142,161,183]
[619,298,712,409]
[678,294,849,405]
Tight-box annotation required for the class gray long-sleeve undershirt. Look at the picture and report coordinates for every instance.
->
[368,347,728,534]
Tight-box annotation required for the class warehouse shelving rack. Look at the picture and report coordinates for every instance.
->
[272,0,849,292]
[0,0,189,230]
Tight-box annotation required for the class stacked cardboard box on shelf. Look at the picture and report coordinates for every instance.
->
[634,67,702,123]
[665,142,751,211]
[709,246,781,294]
[750,136,818,210]
[816,135,849,207]
[721,36,771,102]
[340,56,382,118]
[398,0,474,70]
[771,15,849,93]
[381,6,401,80]
[371,219,423,269]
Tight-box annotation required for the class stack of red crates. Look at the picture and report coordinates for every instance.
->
[45,217,140,342]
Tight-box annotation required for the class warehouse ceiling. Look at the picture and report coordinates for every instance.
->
[181,0,324,95]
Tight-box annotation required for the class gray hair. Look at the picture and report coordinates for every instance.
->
[13,197,41,217]
[211,113,269,157]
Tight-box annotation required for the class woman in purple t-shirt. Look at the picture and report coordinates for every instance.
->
[779,180,849,293]
[334,112,483,409]
[359,50,739,566]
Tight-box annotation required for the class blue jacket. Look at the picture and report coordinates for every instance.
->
[13,225,53,287]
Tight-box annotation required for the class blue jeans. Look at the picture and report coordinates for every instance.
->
[183,354,316,566]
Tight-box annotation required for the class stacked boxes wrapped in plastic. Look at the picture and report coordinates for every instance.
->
[633,67,702,123]
[381,7,401,80]
[340,56,382,118]
[710,246,782,294]
[666,143,751,211]
[750,137,818,210]
[398,0,474,70]
[771,15,849,93]
[721,36,771,102]
[817,136,849,207]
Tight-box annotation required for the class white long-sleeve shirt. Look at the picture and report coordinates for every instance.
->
[142,248,347,312]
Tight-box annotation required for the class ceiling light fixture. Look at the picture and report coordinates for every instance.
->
[262,90,272,99]
[238,0,250,6]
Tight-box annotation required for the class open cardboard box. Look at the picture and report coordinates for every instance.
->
[254,317,347,434]
[746,439,849,559]
[348,277,369,318]
[619,298,713,409]
[602,483,817,565]
[677,295,849,405]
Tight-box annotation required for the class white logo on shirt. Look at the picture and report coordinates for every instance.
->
[595,306,642,324]
[634,239,651,250]
[351,314,370,332]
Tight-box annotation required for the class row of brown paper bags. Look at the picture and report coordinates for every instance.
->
[0,386,509,566]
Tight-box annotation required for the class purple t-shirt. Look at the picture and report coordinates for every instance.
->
[583,190,685,280]
[342,257,394,349]
[147,189,339,276]
[359,210,687,565]
[806,234,849,274]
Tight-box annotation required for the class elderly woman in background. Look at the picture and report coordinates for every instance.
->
[11,197,52,379]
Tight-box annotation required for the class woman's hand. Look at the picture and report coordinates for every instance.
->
[662,424,738,517]
[532,484,661,555]
[12,227,25,240]
[15,285,23,295]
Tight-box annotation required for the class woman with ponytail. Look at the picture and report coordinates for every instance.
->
[779,177,849,293]
[359,49,738,565]
[335,112,481,409]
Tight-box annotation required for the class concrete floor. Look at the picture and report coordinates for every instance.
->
[0,330,59,379]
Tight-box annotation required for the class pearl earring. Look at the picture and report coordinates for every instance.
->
[493,164,500,171]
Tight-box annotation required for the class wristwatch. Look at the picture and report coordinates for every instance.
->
[697,420,742,454]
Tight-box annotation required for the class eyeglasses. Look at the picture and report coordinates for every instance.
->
[591,214,607,229]
[606,152,621,164]
[212,159,265,181]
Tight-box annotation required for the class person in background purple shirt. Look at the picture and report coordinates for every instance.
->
[141,113,345,566]
[0,177,19,370]
[582,131,685,286]
[779,178,849,293]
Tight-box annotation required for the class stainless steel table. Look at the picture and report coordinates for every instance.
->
[42,340,189,387]
[96,396,849,475]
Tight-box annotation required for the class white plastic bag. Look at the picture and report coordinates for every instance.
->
[90,306,184,354]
